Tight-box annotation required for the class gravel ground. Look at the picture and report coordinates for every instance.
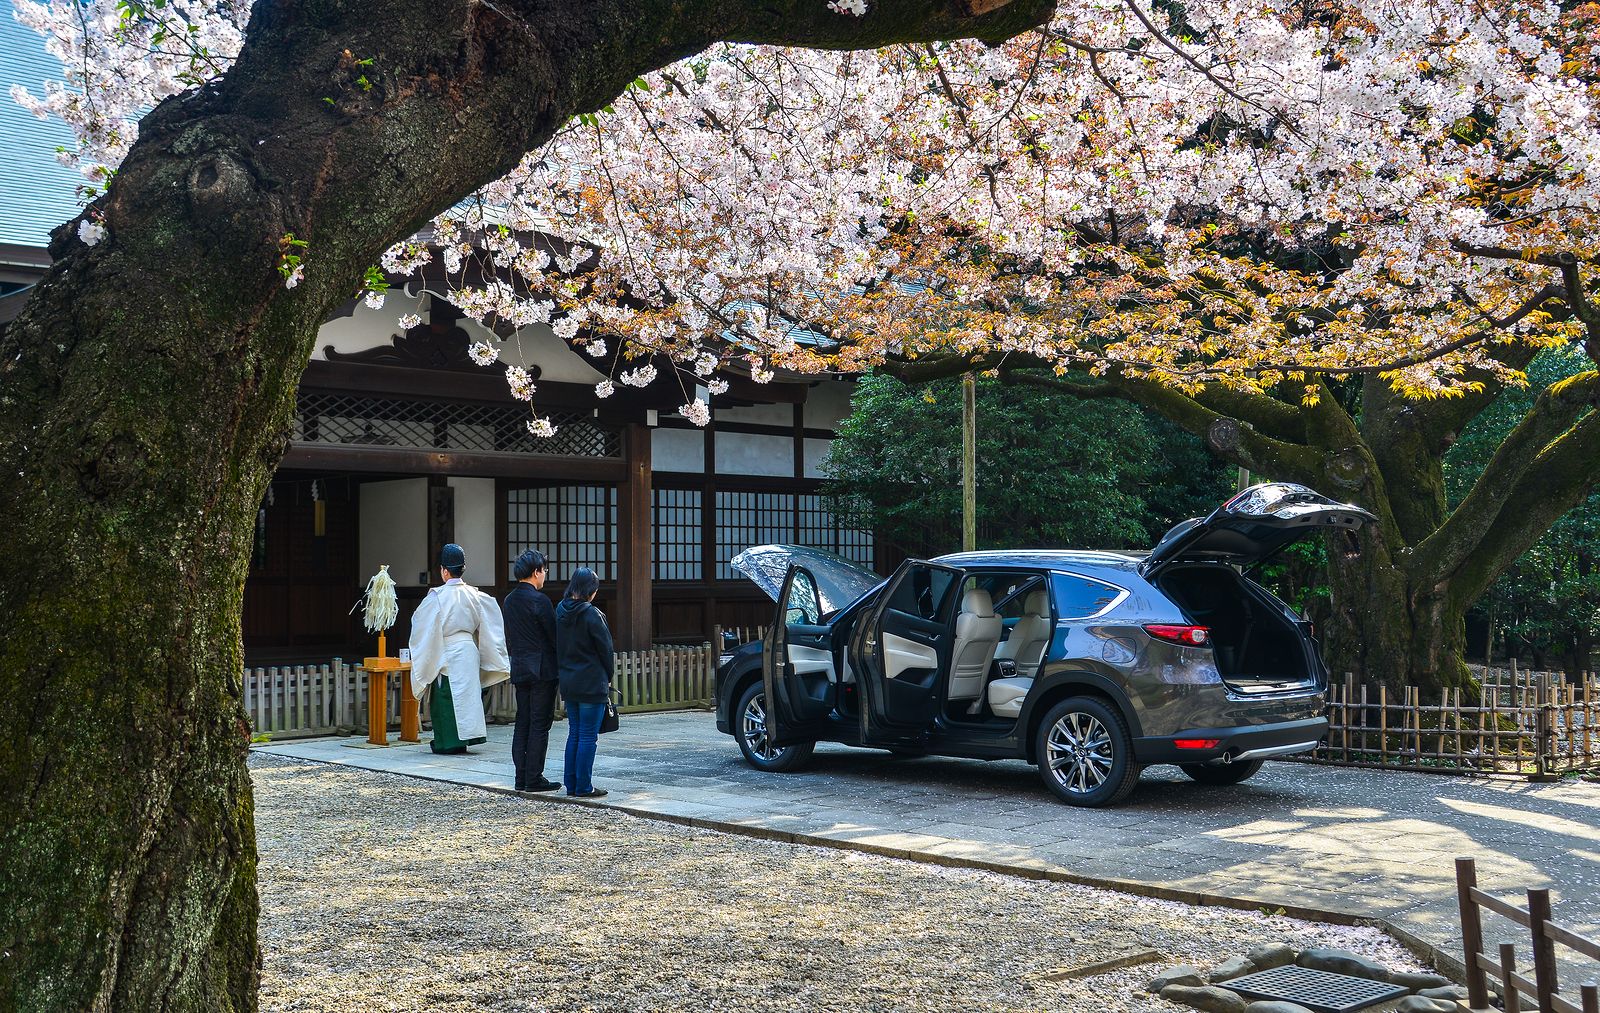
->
[252,753,1430,1013]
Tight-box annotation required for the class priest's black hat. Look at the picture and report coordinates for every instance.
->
[439,543,466,569]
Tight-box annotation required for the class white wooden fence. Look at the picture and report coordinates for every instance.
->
[242,644,718,740]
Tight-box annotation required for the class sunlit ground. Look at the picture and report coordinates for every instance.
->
[252,753,1425,1013]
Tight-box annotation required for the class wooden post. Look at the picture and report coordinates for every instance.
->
[962,373,976,552]
[1585,675,1594,767]
[616,422,653,651]
[1456,857,1491,1010]
[365,667,388,746]
[1528,887,1559,1013]
[1499,943,1521,1013]
[400,674,420,743]
[1341,674,1352,762]
[1379,685,1389,764]
[1536,676,1551,780]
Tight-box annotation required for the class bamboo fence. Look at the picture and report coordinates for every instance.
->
[1296,666,1598,777]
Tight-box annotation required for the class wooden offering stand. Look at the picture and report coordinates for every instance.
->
[361,631,419,746]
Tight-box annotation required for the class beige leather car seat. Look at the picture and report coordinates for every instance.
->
[946,588,1002,703]
[994,589,1051,674]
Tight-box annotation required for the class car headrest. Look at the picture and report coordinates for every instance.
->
[1026,589,1049,617]
[961,588,994,617]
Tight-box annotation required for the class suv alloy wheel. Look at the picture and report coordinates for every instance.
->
[1035,696,1140,807]
[735,683,816,772]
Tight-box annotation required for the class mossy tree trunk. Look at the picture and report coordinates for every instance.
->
[0,1,1052,1009]
[893,350,1600,694]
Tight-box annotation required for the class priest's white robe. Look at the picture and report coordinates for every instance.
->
[408,580,510,743]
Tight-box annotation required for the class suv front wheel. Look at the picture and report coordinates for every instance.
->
[1035,696,1139,807]
[735,683,816,772]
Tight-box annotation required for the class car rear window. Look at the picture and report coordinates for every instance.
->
[1052,573,1123,620]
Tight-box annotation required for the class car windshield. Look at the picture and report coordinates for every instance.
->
[729,544,881,614]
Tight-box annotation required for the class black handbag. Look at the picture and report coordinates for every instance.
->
[599,689,621,734]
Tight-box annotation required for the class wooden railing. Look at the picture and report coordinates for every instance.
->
[1293,669,1599,778]
[244,643,718,740]
[1457,857,1600,1012]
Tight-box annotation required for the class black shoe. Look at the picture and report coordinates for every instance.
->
[521,778,561,793]
[574,788,609,799]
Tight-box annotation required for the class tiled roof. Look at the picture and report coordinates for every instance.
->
[1,16,88,250]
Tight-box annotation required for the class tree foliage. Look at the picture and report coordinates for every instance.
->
[1446,347,1600,674]
[824,373,1233,553]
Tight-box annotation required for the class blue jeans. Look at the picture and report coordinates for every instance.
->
[563,702,607,795]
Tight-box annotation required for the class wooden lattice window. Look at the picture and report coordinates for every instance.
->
[797,493,876,570]
[506,485,616,581]
[715,490,796,579]
[652,488,703,581]
[293,391,621,458]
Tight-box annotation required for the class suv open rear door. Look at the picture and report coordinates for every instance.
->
[761,564,838,747]
[852,559,963,745]
[1140,483,1377,580]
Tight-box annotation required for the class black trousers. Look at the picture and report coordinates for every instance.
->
[511,678,559,787]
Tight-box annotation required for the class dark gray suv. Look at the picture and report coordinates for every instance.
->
[714,483,1375,806]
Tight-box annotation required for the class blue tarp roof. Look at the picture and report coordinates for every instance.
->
[1,16,88,249]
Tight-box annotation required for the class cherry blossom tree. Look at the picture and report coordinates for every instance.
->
[443,0,1598,693]
[0,1,1053,1009]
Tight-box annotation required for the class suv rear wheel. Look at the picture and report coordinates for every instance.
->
[735,683,815,772]
[1180,758,1265,785]
[1035,696,1139,807]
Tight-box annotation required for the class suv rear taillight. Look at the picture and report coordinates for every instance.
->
[1143,624,1211,647]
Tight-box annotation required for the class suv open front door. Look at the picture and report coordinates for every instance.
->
[853,559,964,745]
[761,564,838,747]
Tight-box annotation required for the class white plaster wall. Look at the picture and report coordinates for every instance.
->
[803,437,834,479]
[804,379,854,430]
[448,476,497,585]
[653,427,705,473]
[493,321,606,384]
[315,292,425,360]
[715,431,793,477]
[312,292,606,385]
[360,478,428,586]
[714,400,794,427]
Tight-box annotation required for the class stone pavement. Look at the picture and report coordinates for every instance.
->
[258,710,1600,979]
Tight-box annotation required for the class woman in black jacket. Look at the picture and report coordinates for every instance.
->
[555,567,613,798]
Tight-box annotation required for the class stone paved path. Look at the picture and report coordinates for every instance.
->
[259,710,1600,979]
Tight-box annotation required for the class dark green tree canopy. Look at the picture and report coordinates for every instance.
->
[1446,347,1600,675]
[824,373,1233,554]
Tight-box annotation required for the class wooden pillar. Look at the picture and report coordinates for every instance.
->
[616,423,653,650]
[703,420,718,646]
[427,475,454,582]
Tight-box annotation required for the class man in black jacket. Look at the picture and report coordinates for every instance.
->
[503,549,561,792]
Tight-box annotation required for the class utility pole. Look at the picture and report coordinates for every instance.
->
[963,374,977,552]
[1237,465,1251,492]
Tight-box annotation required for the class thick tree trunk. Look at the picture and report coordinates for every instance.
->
[1322,538,1473,693]
[0,1,1052,1009]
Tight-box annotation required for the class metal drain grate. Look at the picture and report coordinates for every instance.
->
[1223,965,1410,1013]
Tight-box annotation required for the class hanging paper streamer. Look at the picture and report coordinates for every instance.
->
[354,564,399,633]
